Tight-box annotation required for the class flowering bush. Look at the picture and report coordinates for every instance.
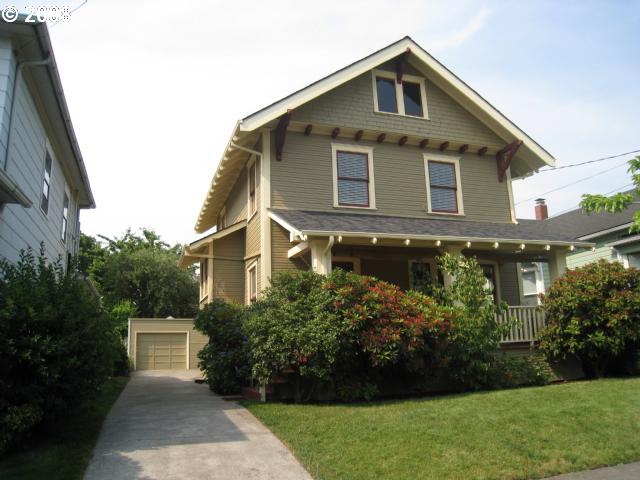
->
[539,260,640,378]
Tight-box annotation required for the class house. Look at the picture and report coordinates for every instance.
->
[0,17,94,267]
[180,36,594,345]
[518,193,640,301]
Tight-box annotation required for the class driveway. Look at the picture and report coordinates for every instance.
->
[84,371,312,480]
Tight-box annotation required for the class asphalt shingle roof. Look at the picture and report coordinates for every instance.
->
[270,209,589,244]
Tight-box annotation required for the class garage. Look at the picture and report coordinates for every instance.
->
[128,318,208,371]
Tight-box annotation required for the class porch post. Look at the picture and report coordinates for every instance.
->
[441,244,465,288]
[548,249,567,281]
[310,237,333,275]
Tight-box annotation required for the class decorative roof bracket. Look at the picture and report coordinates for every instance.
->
[275,110,292,161]
[496,140,523,182]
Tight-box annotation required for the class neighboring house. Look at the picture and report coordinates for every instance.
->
[180,37,593,343]
[519,193,640,300]
[0,18,94,268]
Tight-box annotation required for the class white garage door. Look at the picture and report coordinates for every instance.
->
[136,333,187,370]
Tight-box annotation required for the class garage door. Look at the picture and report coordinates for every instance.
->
[136,333,187,370]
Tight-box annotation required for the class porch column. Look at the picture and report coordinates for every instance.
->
[207,242,214,302]
[310,237,334,275]
[441,244,465,288]
[548,248,567,281]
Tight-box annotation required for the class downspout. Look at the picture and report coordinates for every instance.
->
[3,56,52,171]
[324,235,335,274]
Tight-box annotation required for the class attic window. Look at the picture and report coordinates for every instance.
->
[372,70,428,118]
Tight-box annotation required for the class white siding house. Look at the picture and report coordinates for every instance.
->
[0,18,94,267]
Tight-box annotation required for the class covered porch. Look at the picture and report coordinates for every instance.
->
[270,208,594,345]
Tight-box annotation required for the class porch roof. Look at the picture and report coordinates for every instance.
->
[269,209,594,248]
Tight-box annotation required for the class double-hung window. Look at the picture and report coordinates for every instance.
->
[40,152,52,214]
[61,192,69,242]
[425,155,463,214]
[332,144,375,209]
[372,69,428,118]
[247,262,257,304]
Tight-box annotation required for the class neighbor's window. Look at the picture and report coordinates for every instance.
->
[336,151,370,207]
[248,263,257,304]
[427,159,461,214]
[248,160,257,217]
[373,70,427,118]
[40,152,52,214]
[61,192,69,242]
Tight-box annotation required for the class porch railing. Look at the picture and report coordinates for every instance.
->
[496,306,546,345]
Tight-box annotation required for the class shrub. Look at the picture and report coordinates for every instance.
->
[435,254,510,390]
[485,353,551,389]
[0,248,118,454]
[194,299,250,394]
[539,260,640,378]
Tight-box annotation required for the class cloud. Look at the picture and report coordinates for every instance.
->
[427,6,492,51]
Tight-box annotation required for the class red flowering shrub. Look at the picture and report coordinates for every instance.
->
[539,260,640,378]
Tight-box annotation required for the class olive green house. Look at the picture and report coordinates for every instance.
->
[181,37,593,345]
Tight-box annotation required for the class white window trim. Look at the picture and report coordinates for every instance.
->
[246,260,258,305]
[371,69,429,119]
[521,263,545,298]
[331,142,376,210]
[60,183,70,244]
[40,145,55,217]
[424,153,464,216]
[247,156,258,221]
[331,256,362,274]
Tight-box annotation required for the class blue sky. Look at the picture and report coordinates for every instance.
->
[22,0,640,242]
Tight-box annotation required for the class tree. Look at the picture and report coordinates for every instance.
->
[79,229,198,318]
[581,156,640,232]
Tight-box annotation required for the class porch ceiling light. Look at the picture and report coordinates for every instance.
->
[337,235,343,243]
[465,241,472,248]
[404,239,411,246]
[493,242,499,249]
[545,245,551,251]
[569,245,575,251]
[435,240,442,247]
[371,237,378,245]
[519,243,526,250]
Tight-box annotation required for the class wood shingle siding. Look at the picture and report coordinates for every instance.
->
[293,70,504,147]
[273,131,512,223]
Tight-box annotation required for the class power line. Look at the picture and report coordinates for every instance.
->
[549,183,636,217]
[538,149,640,172]
[515,159,631,205]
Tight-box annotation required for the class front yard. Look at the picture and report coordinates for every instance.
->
[0,376,129,480]
[245,378,640,480]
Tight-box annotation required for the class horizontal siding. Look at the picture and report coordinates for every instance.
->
[567,245,613,270]
[272,131,512,222]
[212,229,244,304]
[499,262,521,305]
[0,41,79,265]
[293,68,504,147]
[129,318,207,371]
[271,220,306,275]
[225,166,248,225]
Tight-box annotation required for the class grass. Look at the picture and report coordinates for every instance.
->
[0,376,129,480]
[244,378,640,480]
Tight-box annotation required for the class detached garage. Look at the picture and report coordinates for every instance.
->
[128,318,207,371]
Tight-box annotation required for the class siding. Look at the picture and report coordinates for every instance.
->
[128,318,207,371]
[272,131,512,222]
[0,41,79,265]
[271,220,306,275]
[567,245,613,270]
[225,166,248,225]
[499,262,521,305]
[293,68,504,147]
[212,229,245,304]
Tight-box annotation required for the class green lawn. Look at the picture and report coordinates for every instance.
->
[245,378,640,480]
[0,376,129,480]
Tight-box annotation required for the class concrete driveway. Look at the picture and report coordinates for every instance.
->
[84,371,312,480]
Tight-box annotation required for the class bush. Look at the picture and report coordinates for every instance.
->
[435,254,510,390]
[0,248,118,454]
[485,354,551,389]
[539,260,640,378]
[194,299,250,394]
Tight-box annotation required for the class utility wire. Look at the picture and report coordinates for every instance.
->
[549,183,636,217]
[538,149,640,172]
[515,159,632,205]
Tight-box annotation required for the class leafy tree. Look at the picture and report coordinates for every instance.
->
[581,156,640,232]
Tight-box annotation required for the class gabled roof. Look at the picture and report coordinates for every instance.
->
[195,36,555,233]
[545,190,640,240]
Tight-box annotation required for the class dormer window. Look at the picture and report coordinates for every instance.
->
[372,70,428,118]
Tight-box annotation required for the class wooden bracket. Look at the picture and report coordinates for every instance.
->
[419,139,429,149]
[458,144,469,154]
[304,124,312,136]
[395,50,411,84]
[354,130,364,141]
[477,146,488,156]
[439,141,450,151]
[331,127,340,139]
[275,111,292,161]
[496,140,523,182]
[398,136,408,146]
[376,133,386,144]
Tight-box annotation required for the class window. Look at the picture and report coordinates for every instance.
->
[40,152,52,214]
[61,192,69,242]
[408,259,439,295]
[247,262,257,304]
[480,264,498,303]
[425,155,463,215]
[332,256,361,274]
[332,144,376,209]
[248,159,258,218]
[372,70,428,118]
[521,263,543,297]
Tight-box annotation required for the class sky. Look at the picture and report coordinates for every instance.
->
[15,0,640,244]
